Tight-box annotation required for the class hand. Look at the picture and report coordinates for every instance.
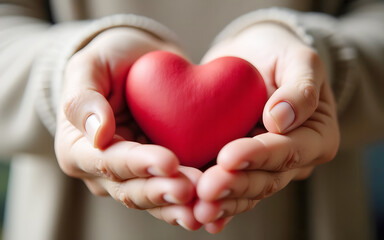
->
[194,23,340,233]
[55,27,202,230]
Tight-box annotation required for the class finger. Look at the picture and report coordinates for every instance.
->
[263,48,325,134]
[102,142,180,179]
[204,217,233,234]
[148,204,202,231]
[197,165,298,201]
[58,136,179,180]
[293,166,315,180]
[178,166,203,185]
[219,80,339,172]
[98,173,195,210]
[62,52,115,149]
[195,198,256,224]
[217,128,328,172]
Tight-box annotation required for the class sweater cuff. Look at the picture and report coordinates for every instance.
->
[32,14,179,135]
[213,8,314,47]
[299,12,359,115]
[213,7,357,114]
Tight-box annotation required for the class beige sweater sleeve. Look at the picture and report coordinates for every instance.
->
[299,2,384,148]
[0,4,55,157]
[1,2,383,158]
[213,3,384,149]
[0,4,178,157]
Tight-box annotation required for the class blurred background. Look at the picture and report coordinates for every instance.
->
[364,140,384,240]
[0,141,383,240]
[0,160,9,240]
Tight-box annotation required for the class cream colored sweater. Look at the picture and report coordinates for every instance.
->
[0,1,383,240]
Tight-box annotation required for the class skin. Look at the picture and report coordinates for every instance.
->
[195,23,340,233]
[55,28,202,231]
[55,23,340,233]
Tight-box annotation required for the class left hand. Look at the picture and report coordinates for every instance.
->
[55,27,203,231]
[193,23,340,233]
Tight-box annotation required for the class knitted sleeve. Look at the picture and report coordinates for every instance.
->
[0,5,178,156]
[212,5,384,147]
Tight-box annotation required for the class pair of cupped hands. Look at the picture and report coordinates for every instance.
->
[55,23,339,233]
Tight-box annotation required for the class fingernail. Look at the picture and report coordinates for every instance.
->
[237,161,250,170]
[85,114,100,145]
[176,219,192,231]
[147,166,166,176]
[269,102,295,133]
[163,193,180,204]
[218,189,231,200]
[215,210,225,221]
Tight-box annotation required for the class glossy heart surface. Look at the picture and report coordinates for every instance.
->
[126,51,267,168]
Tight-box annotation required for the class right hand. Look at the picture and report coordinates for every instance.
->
[194,23,340,233]
[55,27,202,231]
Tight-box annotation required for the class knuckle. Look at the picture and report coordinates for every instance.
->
[302,83,319,110]
[62,91,84,123]
[293,78,318,113]
[282,149,301,170]
[232,199,254,215]
[295,49,322,111]
[104,166,126,181]
[254,175,280,200]
[270,143,301,172]
[121,194,142,209]
[245,199,258,212]
[94,158,109,178]
[268,176,281,196]
[232,199,240,214]
[112,185,142,210]
[252,138,269,169]
[239,172,252,197]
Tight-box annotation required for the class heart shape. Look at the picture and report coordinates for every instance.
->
[126,51,267,168]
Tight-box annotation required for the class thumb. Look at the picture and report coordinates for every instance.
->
[263,51,324,134]
[63,89,115,149]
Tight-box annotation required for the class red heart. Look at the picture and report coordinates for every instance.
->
[126,51,267,168]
